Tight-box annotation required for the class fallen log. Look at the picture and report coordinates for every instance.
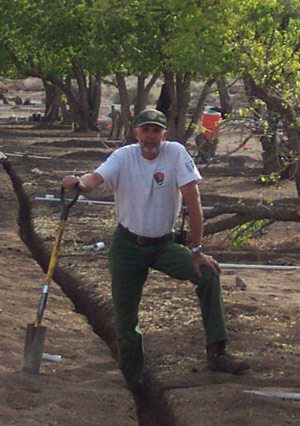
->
[204,202,300,221]
[202,197,300,236]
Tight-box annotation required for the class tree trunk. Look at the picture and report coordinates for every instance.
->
[156,83,171,117]
[184,78,215,143]
[134,76,148,117]
[43,81,61,123]
[43,75,82,127]
[164,71,191,143]
[88,73,102,130]
[60,74,73,124]
[125,74,159,143]
[115,73,130,141]
[176,73,190,143]
[164,71,177,139]
[48,68,102,132]
[43,81,70,123]
[260,133,281,176]
[286,126,300,196]
[243,73,300,194]
[216,76,232,117]
[72,60,90,131]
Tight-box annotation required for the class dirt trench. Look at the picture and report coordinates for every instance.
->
[2,159,177,426]
[3,146,300,425]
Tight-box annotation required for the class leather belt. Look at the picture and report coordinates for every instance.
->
[117,223,173,245]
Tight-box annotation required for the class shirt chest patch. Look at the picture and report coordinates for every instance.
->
[154,172,165,186]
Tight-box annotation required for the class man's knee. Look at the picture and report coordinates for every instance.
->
[192,266,220,285]
[194,267,222,295]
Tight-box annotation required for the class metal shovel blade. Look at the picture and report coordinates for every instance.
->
[23,324,47,374]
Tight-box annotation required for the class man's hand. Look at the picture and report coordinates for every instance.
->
[62,175,83,191]
[62,172,103,192]
[192,252,221,276]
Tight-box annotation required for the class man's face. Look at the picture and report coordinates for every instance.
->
[134,124,168,159]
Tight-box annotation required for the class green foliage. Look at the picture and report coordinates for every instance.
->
[226,219,265,247]
[231,0,300,120]
[162,0,237,77]
[0,0,113,78]
[0,0,300,136]
[0,0,241,81]
[257,172,281,185]
[0,0,297,88]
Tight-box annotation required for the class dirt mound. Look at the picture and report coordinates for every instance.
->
[2,114,300,425]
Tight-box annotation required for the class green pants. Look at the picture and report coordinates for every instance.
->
[109,227,228,383]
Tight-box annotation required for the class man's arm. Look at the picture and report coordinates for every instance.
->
[180,181,220,276]
[180,181,203,249]
[62,172,104,192]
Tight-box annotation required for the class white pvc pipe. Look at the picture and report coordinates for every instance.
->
[220,263,300,271]
[42,353,62,363]
[35,196,115,206]
[33,197,300,270]
[4,152,52,159]
[244,390,300,401]
[35,196,213,211]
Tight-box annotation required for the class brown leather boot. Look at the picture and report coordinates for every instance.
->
[207,341,250,374]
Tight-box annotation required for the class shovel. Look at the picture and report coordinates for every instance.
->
[23,185,80,374]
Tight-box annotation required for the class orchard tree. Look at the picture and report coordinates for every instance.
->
[230,0,300,193]
[95,0,162,140]
[0,0,112,130]
[100,0,237,142]
[163,0,300,197]
[160,0,237,142]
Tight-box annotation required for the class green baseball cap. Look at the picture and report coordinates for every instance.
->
[136,109,167,129]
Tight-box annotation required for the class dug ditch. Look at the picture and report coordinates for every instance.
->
[2,159,176,426]
[3,140,300,425]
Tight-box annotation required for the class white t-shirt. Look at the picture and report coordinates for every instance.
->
[94,141,201,237]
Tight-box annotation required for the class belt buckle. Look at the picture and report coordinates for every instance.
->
[137,235,154,245]
[137,235,147,245]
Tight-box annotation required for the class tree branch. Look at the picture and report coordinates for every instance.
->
[199,197,300,236]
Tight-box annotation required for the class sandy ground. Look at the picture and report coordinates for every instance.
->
[0,163,138,426]
[1,81,300,425]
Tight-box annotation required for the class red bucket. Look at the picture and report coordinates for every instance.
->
[202,110,221,139]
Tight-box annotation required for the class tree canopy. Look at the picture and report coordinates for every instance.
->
[0,0,300,140]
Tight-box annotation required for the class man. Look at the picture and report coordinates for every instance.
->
[63,108,250,391]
